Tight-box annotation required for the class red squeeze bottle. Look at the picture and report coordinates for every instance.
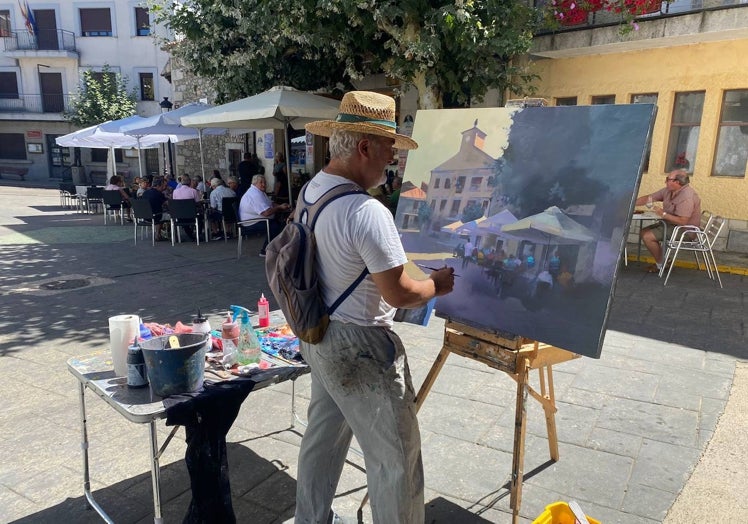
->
[258,294,270,327]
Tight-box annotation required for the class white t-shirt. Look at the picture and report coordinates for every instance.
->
[239,184,271,220]
[303,171,407,327]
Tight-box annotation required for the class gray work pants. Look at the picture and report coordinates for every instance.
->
[294,321,424,524]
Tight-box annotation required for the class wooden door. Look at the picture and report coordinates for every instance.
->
[40,72,63,112]
[34,10,58,50]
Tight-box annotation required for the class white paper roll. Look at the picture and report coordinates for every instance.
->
[108,314,139,377]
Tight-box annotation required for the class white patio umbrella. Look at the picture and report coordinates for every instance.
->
[182,86,341,203]
[477,209,519,235]
[501,206,596,268]
[56,117,169,180]
[120,103,226,184]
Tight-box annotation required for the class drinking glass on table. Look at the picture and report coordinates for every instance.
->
[646,196,653,210]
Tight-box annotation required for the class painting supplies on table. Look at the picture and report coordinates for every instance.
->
[230,305,262,366]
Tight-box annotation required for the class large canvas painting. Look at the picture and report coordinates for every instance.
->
[395,104,656,358]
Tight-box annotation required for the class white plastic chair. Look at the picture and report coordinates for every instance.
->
[659,214,724,288]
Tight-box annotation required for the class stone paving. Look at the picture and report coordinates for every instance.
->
[1,186,746,524]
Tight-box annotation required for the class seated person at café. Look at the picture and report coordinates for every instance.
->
[208,177,237,240]
[635,169,701,273]
[195,175,208,195]
[238,174,289,257]
[172,174,203,241]
[104,175,133,220]
[172,174,202,202]
[141,176,170,240]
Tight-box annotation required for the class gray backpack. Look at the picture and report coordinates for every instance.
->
[264,182,369,344]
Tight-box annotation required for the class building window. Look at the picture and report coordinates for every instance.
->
[433,177,440,189]
[0,72,19,99]
[469,177,482,191]
[439,199,447,211]
[80,8,113,37]
[592,95,616,105]
[631,93,658,172]
[666,91,704,173]
[139,72,154,101]
[91,149,123,163]
[455,176,466,194]
[444,178,451,189]
[135,7,150,36]
[0,10,11,37]
[712,89,748,178]
[430,200,436,210]
[0,133,26,160]
[556,97,577,106]
[450,200,460,215]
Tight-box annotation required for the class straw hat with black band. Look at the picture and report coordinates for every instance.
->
[305,91,418,151]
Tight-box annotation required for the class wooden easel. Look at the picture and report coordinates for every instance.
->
[415,320,579,523]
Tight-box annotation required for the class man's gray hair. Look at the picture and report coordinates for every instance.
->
[671,169,690,186]
[252,174,266,185]
[227,176,238,185]
[329,129,367,160]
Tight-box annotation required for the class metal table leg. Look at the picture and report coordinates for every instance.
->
[78,381,115,523]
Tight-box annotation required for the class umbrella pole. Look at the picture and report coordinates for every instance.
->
[109,146,116,181]
[198,129,206,189]
[136,138,145,179]
[284,121,293,206]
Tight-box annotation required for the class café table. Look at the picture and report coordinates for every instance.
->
[67,318,307,523]
[629,210,667,263]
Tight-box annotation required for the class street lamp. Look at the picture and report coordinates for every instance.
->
[159,97,174,176]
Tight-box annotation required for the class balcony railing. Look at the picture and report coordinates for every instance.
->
[1,29,77,52]
[0,93,73,113]
[535,0,748,33]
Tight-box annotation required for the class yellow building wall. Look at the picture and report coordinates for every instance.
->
[530,39,748,222]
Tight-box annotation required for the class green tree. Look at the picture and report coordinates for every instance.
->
[65,65,137,127]
[461,202,485,223]
[150,0,538,108]
[417,201,433,232]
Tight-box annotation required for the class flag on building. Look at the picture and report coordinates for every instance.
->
[18,0,37,36]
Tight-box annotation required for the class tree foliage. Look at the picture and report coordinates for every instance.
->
[461,202,485,223]
[150,0,539,109]
[64,65,137,127]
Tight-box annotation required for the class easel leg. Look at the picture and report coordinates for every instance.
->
[510,358,530,524]
[539,365,559,461]
[415,345,451,412]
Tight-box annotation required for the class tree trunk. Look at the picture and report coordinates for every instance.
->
[412,71,442,110]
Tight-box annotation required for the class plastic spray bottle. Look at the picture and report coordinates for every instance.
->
[229,305,262,365]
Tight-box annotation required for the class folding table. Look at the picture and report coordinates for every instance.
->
[68,351,308,523]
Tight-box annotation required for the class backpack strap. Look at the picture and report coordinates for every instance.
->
[297,181,370,315]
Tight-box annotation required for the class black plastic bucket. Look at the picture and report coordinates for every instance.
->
[140,333,209,397]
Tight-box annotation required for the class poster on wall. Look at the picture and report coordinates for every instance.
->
[395,104,656,358]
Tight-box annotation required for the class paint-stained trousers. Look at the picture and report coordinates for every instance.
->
[294,321,424,524]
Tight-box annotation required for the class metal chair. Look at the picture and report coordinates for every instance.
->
[168,199,200,246]
[59,183,77,209]
[234,201,270,259]
[85,186,104,214]
[131,199,168,246]
[220,197,239,243]
[102,190,125,225]
[660,213,725,288]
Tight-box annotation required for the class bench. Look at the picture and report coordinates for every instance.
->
[0,166,28,181]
